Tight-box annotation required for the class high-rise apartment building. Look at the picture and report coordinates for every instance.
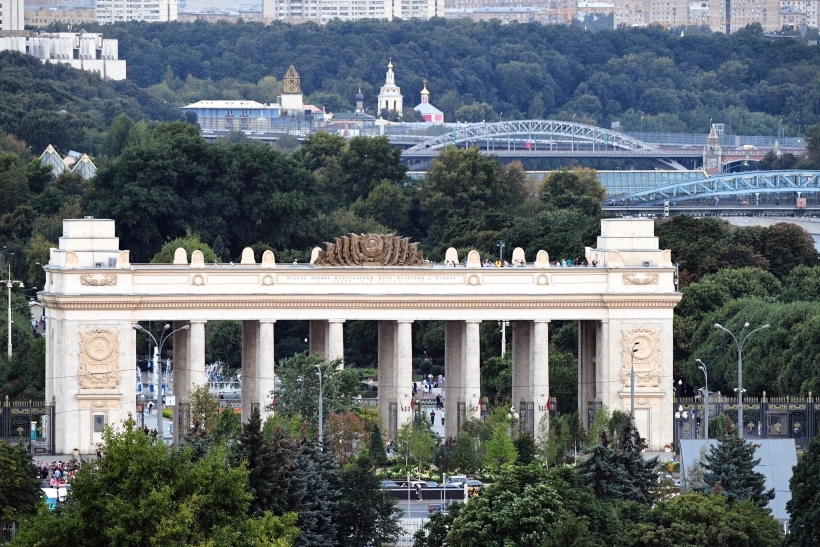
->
[1,0,24,30]
[614,0,780,31]
[96,0,178,22]
[263,0,441,22]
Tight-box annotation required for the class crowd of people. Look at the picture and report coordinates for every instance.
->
[37,459,80,487]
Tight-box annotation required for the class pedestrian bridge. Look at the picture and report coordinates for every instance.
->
[608,170,820,206]
[404,120,659,153]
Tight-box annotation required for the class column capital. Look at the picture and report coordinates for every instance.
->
[189,319,207,325]
[328,319,345,324]
[259,319,277,324]
[397,319,414,324]
[533,319,551,324]
[464,319,482,324]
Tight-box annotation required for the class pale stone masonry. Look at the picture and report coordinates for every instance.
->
[42,218,680,453]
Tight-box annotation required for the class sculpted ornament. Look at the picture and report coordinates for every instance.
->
[78,329,120,389]
[621,328,662,388]
[623,272,659,285]
[80,274,117,286]
[313,233,427,266]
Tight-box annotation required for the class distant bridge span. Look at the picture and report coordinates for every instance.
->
[405,120,658,153]
[607,171,820,206]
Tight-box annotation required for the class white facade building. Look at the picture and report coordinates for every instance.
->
[96,0,178,23]
[377,59,403,117]
[1,0,24,30]
[43,217,679,454]
[263,0,441,22]
[0,32,126,80]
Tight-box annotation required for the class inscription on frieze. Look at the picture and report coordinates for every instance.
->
[278,274,463,284]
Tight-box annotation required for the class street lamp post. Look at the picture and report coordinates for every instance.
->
[2,257,25,360]
[316,364,323,445]
[695,358,709,439]
[133,323,190,440]
[714,322,770,439]
[674,405,689,443]
[497,240,506,262]
[630,341,639,423]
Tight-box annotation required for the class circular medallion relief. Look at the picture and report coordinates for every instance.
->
[261,274,274,286]
[536,274,549,286]
[467,274,481,286]
[191,274,205,286]
[85,334,113,361]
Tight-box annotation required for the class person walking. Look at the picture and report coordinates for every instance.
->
[430,410,436,426]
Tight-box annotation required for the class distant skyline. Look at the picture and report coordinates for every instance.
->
[180,0,261,12]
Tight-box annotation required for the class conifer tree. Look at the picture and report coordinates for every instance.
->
[450,433,479,473]
[369,422,388,467]
[578,418,658,504]
[231,406,275,515]
[786,435,820,546]
[702,423,775,506]
[336,453,401,547]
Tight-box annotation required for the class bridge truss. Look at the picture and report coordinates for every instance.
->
[404,120,658,153]
[610,171,820,206]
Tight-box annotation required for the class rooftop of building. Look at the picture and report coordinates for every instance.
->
[181,100,278,109]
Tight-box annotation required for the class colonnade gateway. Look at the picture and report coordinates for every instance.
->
[42,218,681,454]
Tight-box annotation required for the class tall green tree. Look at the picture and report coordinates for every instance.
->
[12,420,300,547]
[368,422,388,467]
[336,454,401,547]
[232,407,276,516]
[578,416,658,504]
[628,494,781,547]
[0,441,42,525]
[786,435,820,546]
[701,424,775,506]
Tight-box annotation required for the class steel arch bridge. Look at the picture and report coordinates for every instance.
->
[610,171,820,206]
[405,120,658,152]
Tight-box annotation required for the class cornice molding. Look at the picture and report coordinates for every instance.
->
[40,293,683,311]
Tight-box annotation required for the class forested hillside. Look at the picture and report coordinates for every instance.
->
[64,19,820,135]
[0,51,179,154]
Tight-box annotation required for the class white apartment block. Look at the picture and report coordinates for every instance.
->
[96,0,178,23]
[263,0,441,22]
[0,32,126,80]
[614,0,782,31]
[1,0,25,30]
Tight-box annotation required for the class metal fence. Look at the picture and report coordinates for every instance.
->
[673,393,818,451]
[0,524,16,544]
[1,397,55,455]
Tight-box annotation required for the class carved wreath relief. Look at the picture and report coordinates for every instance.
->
[622,272,659,285]
[314,233,427,266]
[80,274,117,286]
[621,328,662,388]
[78,329,121,389]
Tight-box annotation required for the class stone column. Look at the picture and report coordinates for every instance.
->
[327,320,345,367]
[188,320,207,392]
[511,321,531,419]
[309,320,328,357]
[258,321,276,419]
[531,320,549,435]
[444,320,463,440]
[241,320,260,422]
[463,320,482,422]
[172,320,190,403]
[396,320,414,429]
[578,320,597,426]
[377,321,397,439]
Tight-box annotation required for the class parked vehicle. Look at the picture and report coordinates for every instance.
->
[428,500,454,513]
